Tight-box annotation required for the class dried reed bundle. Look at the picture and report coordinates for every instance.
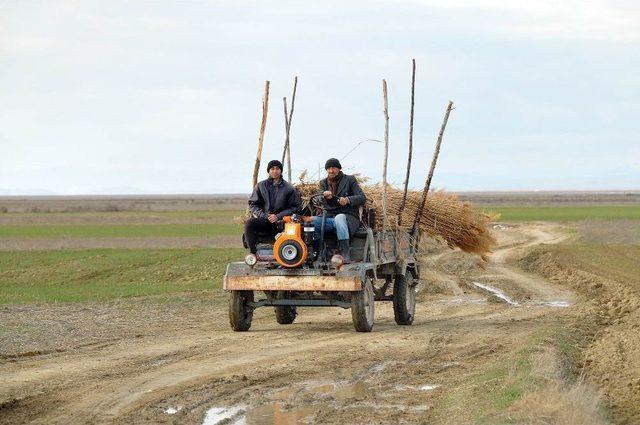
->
[363,185,496,261]
[295,179,495,260]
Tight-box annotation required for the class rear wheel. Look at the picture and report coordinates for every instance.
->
[229,290,254,331]
[274,291,297,325]
[393,273,416,325]
[351,277,375,332]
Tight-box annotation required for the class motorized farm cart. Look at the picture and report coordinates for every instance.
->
[223,194,419,332]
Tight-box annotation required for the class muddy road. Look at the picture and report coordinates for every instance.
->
[1,224,583,424]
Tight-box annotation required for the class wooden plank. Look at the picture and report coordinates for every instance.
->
[224,275,362,292]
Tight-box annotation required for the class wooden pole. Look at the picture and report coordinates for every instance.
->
[382,79,389,232]
[398,59,416,226]
[281,97,289,165]
[412,100,454,236]
[281,76,298,182]
[252,81,270,188]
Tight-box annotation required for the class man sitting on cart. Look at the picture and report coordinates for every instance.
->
[245,160,301,254]
[309,158,366,262]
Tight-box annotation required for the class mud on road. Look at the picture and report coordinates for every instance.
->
[1,224,604,424]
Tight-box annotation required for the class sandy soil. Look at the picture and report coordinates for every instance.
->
[0,224,589,424]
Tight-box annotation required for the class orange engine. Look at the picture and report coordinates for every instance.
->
[273,216,308,268]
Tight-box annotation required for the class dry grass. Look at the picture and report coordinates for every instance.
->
[509,382,607,425]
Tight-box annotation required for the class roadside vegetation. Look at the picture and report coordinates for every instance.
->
[516,221,640,423]
[0,248,243,304]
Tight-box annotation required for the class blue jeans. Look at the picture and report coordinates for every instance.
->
[312,213,349,241]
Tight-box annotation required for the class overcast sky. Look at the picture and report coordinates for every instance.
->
[1,1,639,194]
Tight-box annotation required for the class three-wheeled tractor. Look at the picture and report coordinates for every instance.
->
[223,194,419,332]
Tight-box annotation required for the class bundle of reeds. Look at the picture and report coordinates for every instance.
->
[295,180,496,261]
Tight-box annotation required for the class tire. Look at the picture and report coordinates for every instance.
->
[229,290,254,331]
[274,291,297,325]
[351,277,375,332]
[393,273,416,325]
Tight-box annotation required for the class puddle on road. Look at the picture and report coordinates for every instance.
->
[395,384,441,392]
[202,377,379,424]
[202,362,438,425]
[472,282,520,306]
[202,406,245,425]
[536,300,571,308]
[419,384,441,391]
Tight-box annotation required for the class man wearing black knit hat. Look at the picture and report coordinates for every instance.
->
[245,160,301,254]
[309,158,366,262]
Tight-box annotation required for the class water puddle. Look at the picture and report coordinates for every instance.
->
[419,384,441,391]
[472,282,520,306]
[395,384,441,392]
[202,377,380,424]
[536,300,571,308]
[202,406,245,425]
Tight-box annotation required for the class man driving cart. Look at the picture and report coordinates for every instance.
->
[307,158,366,263]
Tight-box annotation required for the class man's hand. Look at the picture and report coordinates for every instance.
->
[267,214,278,223]
[323,190,333,199]
[338,197,350,206]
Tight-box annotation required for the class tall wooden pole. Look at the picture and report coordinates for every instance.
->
[252,81,270,188]
[382,79,390,232]
[398,59,416,226]
[412,100,454,236]
[281,76,298,182]
[281,97,289,165]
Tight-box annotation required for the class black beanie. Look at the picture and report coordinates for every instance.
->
[266,160,283,172]
[324,158,342,170]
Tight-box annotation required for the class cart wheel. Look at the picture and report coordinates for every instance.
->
[393,273,416,325]
[351,277,375,332]
[275,291,297,325]
[229,290,254,331]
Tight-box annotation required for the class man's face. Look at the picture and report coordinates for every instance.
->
[268,167,282,180]
[326,167,340,179]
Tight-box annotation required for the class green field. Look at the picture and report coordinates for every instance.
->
[486,205,640,222]
[1,210,242,219]
[0,247,244,304]
[0,223,242,238]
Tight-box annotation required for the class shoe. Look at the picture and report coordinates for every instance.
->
[338,239,351,263]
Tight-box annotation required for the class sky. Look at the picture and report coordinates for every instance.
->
[1,0,639,195]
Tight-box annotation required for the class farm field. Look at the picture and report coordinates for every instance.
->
[0,193,639,424]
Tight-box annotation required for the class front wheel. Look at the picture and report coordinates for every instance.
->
[351,277,375,332]
[229,290,254,331]
[393,273,416,325]
[275,291,297,324]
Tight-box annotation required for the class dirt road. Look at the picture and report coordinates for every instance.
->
[0,224,585,424]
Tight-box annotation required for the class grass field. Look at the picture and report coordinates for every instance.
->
[0,223,242,238]
[486,205,640,222]
[0,247,244,304]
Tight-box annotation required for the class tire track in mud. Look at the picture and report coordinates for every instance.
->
[0,223,575,424]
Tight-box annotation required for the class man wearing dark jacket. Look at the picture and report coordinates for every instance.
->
[245,160,301,254]
[310,158,366,262]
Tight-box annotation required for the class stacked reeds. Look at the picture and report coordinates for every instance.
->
[294,180,496,261]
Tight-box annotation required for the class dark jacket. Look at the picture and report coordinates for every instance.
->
[249,178,301,220]
[318,173,366,236]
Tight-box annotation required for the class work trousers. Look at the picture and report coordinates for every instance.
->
[311,213,349,241]
[244,217,278,254]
